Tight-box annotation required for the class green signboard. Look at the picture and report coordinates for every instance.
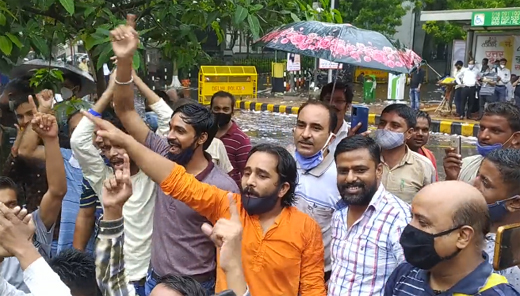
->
[472,10,520,27]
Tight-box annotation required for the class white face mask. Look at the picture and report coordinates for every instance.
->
[468,65,475,70]
[500,65,506,69]
[60,87,74,100]
[321,133,335,152]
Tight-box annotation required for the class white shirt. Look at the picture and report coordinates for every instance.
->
[70,117,156,281]
[328,119,349,156]
[150,99,233,173]
[0,257,72,296]
[455,67,480,87]
[294,150,340,272]
[496,67,511,85]
[103,64,111,76]
[328,184,411,296]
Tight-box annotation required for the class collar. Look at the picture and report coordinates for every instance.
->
[337,120,349,138]
[223,121,239,137]
[296,149,334,177]
[195,152,215,181]
[335,183,385,211]
[381,145,415,166]
[417,252,493,294]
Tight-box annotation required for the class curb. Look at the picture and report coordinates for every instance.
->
[235,100,480,137]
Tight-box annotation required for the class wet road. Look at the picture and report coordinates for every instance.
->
[234,110,478,180]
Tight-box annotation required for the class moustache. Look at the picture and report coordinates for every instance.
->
[299,140,313,145]
[242,186,260,197]
[167,139,181,148]
[109,157,124,164]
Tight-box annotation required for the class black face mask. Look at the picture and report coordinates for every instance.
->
[399,224,462,270]
[213,113,232,128]
[240,185,280,216]
[167,139,199,166]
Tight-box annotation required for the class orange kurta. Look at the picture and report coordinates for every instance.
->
[160,165,326,296]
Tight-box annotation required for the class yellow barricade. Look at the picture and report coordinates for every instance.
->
[198,66,258,105]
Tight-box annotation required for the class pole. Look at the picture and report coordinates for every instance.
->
[327,0,335,83]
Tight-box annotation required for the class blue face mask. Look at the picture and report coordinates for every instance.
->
[476,142,502,157]
[295,133,334,171]
[488,195,520,223]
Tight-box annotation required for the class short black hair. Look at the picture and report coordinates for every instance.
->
[381,104,416,129]
[455,60,463,67]
[102,111,127,134]
[485,149,520,195]
[157,275,206,296]
[298,99,338,132]
[483,58,489,63]
[451,198,490,245]
[3,77,33,95]
[483,102,520,132]
[64,73,82,89]
[173,102,218,150]
[416,110,432,126]
[0,176,19,199]
[334,135,381,165]
[49,249,101,296]
[319,81,353,105]
[248,144,298,207]
[500,58,508,63]
[13,93,37,111]
[210,91,235,111]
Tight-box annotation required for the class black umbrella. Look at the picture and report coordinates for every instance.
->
[255,21,423,73]
[10,59,96,97]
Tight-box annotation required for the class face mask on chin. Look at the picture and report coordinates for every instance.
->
[167,139,199,166]
[240,185,281,216]
[488,195,520,223]
[294,133,335,171]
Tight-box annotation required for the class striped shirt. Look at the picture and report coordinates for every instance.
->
[328,184,411,296]
[79,178,103,254]
[384,256,520,296]
[219,121,251,186]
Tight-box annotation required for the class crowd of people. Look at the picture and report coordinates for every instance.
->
[0,17,520,296]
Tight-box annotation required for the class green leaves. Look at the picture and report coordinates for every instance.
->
[5,33,22,48]
[233,5,248,25]
[0,12,5,26]
[59,0,75,15]
[0,35,12,55]
[247,14,261,39]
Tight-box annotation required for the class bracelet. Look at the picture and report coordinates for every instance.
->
[114,76,134,85]
[88,109,102,118]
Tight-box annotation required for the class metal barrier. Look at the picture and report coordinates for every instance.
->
[198,66,258,105]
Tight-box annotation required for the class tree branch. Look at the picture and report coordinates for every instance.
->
[22,6,69,27]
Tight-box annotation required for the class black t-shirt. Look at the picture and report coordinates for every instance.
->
[410,70,424,88]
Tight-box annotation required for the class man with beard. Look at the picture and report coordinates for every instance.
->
[82,107,326,295]
[210,91,251,186]
[108,20,238,296]
[473,148,520,290]
[375,104,435,203]
[328,135,410,296]
[384,181,519,296]
[406,111,438,180]
[444,102,520,182]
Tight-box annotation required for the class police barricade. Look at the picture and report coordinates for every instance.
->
[198,66,258,105]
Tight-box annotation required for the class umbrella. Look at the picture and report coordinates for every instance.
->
[10,59,96,97]
[255,21,423,74]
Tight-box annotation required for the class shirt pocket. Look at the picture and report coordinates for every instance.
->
[349,235,386,276]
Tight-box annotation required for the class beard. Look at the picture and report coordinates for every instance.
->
[337,179,379,206]
[166,138,197,166]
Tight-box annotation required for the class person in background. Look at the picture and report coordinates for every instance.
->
[444,102,520,182]
[78,58,89,73]
[210,91,252,186]
[72,178,103,254]
[384,181,520,296]
[512,73,520,108]
[0,77,30,128]
[0,105,67,292]
[328,135,410,295]
[452,61,465,117]
[455,59,480,120]
[406,111,438,181]
[409,66,424,110]
[95,154,250,296]
[292,100,339,282]
[480,58,490,73]
[495,58,511,102]
[473,148,520,290]
[478,62,498,120]
[318,82,357,155]
[375,104,436,203]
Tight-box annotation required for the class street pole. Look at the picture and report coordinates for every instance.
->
[327,0,335,83]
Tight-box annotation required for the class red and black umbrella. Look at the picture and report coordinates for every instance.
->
[255,21,423,74]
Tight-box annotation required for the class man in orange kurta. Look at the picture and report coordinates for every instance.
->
[82,110,327,296]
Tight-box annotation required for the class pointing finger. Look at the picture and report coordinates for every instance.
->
[28,95,38,114]
[122,154,131,185]
[227,193,240,222]
[126,14,136,28]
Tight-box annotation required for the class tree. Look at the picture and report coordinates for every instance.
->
[420,0,520,43]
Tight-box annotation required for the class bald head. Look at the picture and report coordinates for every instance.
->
[412,181,490,243]
[166,88,179,103]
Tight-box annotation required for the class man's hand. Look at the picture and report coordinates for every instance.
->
[443,147,462,180]
[28,95,59,139]
[347,122,371,137]
[0,203,36,258]
[110,15,139,60]
[102,153,133,212]
[81,110,130,148]
[201,193,243,272]
[35,89,54,113]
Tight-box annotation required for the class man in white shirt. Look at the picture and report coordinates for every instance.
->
[319,82,353,155]
[292,100,340,282]
[495,58,511,102]
[456,59,480,120]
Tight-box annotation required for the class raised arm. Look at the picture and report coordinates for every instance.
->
[30,101,67,230]
[110,16,150,144]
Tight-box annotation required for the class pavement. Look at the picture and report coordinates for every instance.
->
[236,95,480,137]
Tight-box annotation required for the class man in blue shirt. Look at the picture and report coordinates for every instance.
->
[385,181,520,296]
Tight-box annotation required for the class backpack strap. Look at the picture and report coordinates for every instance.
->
[453,273,508,296]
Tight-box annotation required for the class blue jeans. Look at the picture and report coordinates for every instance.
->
[133,281,146,296]
[409,88,420,110]
[495,86,507,102]
[145,269,215,296]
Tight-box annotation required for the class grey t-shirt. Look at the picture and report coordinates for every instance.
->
[0,209,55,292]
